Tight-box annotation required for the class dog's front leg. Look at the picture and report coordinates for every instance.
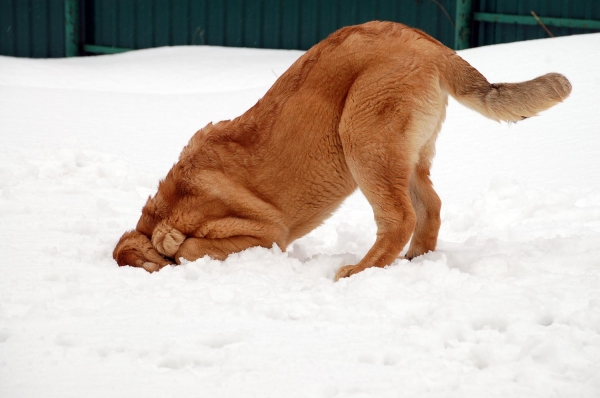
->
[174,235,268,263]
[174,217,288,263]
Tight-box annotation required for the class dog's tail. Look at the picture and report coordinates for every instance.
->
[440,52,571,122]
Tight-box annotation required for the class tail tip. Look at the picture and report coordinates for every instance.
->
[541,72,572,101]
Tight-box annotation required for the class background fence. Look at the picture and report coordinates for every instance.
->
[1,0,599,58]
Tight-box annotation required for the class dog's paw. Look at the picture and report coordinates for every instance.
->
[113,230,175,272]
[334,264,365,281]
[141,262,161,273]
[152,222,186,258]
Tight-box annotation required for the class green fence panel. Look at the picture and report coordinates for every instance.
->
[78,0,457,53]
[1,0,599,58]
[0,0,65,58]
[475,0,600,46]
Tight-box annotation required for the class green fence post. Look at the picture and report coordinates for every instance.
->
[454,0,473,50]
[65,0,80,57]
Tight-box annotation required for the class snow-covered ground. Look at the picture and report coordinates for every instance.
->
[1,32,599,398]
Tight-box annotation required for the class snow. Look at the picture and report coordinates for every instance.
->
[1,32,600,397]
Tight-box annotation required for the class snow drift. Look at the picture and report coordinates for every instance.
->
[1,33,599,398]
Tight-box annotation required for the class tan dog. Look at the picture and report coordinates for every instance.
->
[113,21,571,280]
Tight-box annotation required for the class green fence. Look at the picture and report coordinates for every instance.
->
[0,0,65,58]
[1,0,599,58]
[473,0,600,48]
[78,0,457,55]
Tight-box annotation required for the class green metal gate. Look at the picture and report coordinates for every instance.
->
[1,0,599,58]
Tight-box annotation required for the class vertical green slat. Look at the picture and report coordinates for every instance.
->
[549,2,577,36]
[350,0,360,25]
[397,0,405,24]
[16,0,32,57]
[225,0,242,47]
[339,0,358,27]
[530,0,544,40]
[437,1,446,44]
[475,0,483,46]
[318,0,337,42]
[93,0,101,46]
[137,0,154,48]
[480,0,487,46]
[154,0,169,46]
[262,0,280,48]
[493,0,502,45]
[513,0,524,43]
[433,0,442,45]
[189,0,206,45]
[378,0,395,22]
[97,0,104,45]
[404,0,418,31]
[580,0,588,22]
[454,0,472,49]
[118,0,134,49]
[537,0,550,38]
[112,1,118,45]
[81,0,90,47]
[520,0,530,41]
[589,0,599,35]
[536,0,557,40]
[300,0,317,50]
[172,0,189,45]
[338,0,347,27]
[207,0,225,46]
[430,0,438,42]
[494,0,502,45]
[49,0,64,57]
[357,0,376,24]
[584,0,593,19]
[446,0,456,47]
[485,0,495,46]
[424,0,436,41]
[0,0,16,56]
[131,0,138,47]
[558,0,571,37]
[32,0,48,57]
[442,0,457,48]
[100,0,113,46]
[281,0,298,49]
[245,0,262,48]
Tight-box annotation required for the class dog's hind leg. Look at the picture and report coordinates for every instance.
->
[334,70,443,281]
[333,137,416,280]
[406,149,442,260]
[406,101,445,260]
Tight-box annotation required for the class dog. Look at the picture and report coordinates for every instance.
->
[113,21,571,280]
